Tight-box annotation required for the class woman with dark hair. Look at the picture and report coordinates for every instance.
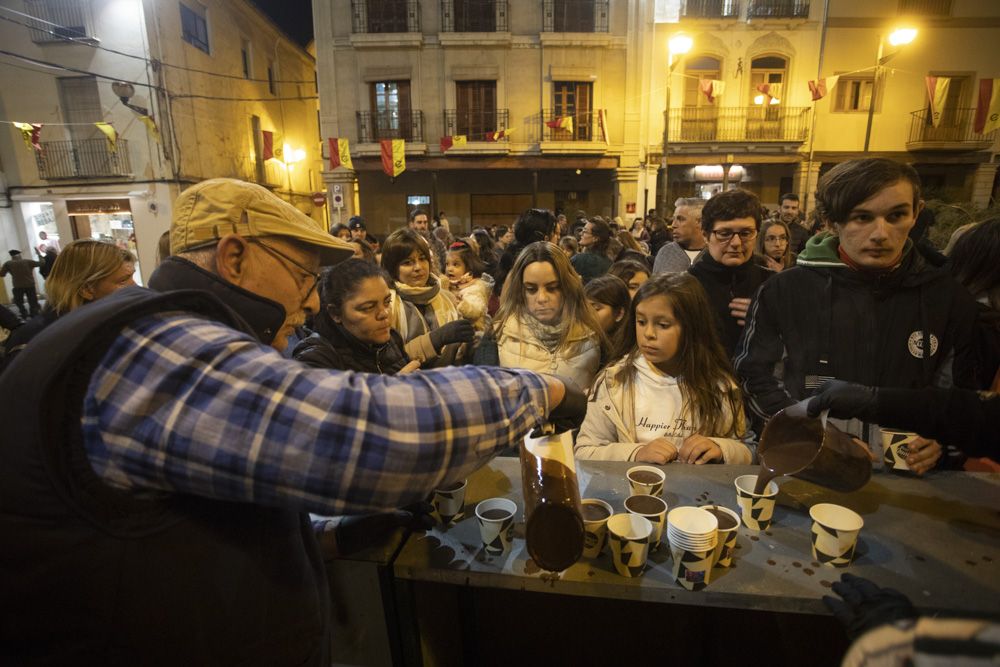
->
[329,222,351,241]
[470,227,499,278]
[584,274,631,363]
[608,259,650,298]
[646,216,672,258]
[756,219,796,271]
[293,259,416,374]
[381,228,474,367]
[949,217,1000,390]
[571,217,613,284]
[493,208,559,297]
[576,273,751,464]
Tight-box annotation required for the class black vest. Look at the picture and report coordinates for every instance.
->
[0,286,330,666]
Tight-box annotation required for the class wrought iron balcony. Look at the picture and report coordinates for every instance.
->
[541,110,605,142]
[746,0,809,18]
[35,139,131,179]
[24,0,96,43]
[542,0,609,32]
[668,106,810,143]
[681,0,740,19]
[441,0,508,31]
[443,109,509,141]
[898,0,951,15]
[351,0,421,33]
[907,108,998,150]
[357,110,424,143]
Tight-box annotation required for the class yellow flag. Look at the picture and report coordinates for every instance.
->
[329,138,354,170]
[381,139,405,177]
[925,77,951,128]
[94,122,118,152]
[139,116,161,144]
[452,135,467,147]
[13,122,42,151]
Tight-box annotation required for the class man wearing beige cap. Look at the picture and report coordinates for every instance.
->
[0,179,583,664]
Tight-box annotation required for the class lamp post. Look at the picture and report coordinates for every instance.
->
[863,27,917,152]
[657,33,692,219]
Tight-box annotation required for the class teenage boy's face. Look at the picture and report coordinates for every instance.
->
[835,181,921,270]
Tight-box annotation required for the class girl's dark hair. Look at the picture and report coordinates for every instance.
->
[329,222,349,237]
[471,228,497,264]
[350,238,377,264]
[319,258,391,319]
[493,225,509,241]
[584,274,631,355]
[950,217,1000,309]
[447,239,485,278]
[585,217,612,254]
[513,208,557,246]
[815,158,922,226]
[617,273,743,436]
[608,259,649,286]
[380,228,433,282]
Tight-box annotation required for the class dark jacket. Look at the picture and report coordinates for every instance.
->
[293,313,410,374]
[875,386,999,457]
[688,251,774,358]
[734,234,979,421]
[648,228,672,258]
[0,270,331,665]
[0,307,58,373]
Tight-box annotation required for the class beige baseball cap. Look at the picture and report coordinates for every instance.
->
[170,178,353,266]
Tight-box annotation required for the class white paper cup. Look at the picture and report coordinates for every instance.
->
[475,498,517,556]
[810,503,864,567]
[606,513,653,578]
[705,506,741,568]
[432,479,467,525]
[626,465,665,497]
[670,543,715,591]
[881,430,917,472]
[625,494,668,550]
[581,499,614,559]
[733,474,778,531]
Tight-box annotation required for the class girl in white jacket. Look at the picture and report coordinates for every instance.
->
[445,239,491,332]
[575,272,752,464]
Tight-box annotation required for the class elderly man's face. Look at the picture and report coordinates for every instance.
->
[671,205,704,249]
[241,237,321,351]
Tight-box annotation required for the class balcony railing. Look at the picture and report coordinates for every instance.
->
[746,0,809,18]
[898,0,951,15]
[441,0,508,31]
[543,0,609,32]
[351,0,421,33]
[24,0,96,42]
[35,139,131,179]
[907,108,998,149]
[357,110,424,143]
[444,109,510,141]
[681,0,741,18]
[668,106,810,142]
[542,110,604,142]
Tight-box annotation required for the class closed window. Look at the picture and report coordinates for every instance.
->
[24,0,94,42]
[455,81,498,138]
[57,76,102,143]
[241,39,252,79]
[369,81,413,139]
[553,81,593,140]
[832,76,874,113]
[180,1,209,53]
[267,61,276,95]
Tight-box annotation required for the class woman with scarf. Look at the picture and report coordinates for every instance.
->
[381,228,474,367]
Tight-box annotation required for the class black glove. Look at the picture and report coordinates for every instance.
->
[544,376,587,435]
[807,380,878,421]
[822,573,918,640]
[334,502,436,556]
[429,319,475,351]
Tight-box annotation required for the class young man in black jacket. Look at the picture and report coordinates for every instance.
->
[735,159,978,470]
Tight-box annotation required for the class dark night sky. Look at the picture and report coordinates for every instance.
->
[251,0,315,48]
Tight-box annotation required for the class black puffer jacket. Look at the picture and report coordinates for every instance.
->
[688,251,774,358]
[293,313,410,374]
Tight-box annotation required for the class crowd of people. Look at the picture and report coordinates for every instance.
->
[0,158,997,663]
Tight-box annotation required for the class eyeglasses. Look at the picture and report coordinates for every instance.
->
[712,229,757,243]
[764,235,788,243]
[250,238,320,306]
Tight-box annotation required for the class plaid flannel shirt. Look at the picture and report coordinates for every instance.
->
[82,312,548,515]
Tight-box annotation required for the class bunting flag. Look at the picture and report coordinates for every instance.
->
[545,115,574,134]
[755,83,783,105]
[139,115,161,144]
[925,76,951,128]
[808,75,840,102]
[13,122,42,152]
[262,129,274,160]
[598,109,610,145]
[486,127,514,142]
[699,79,725,103]
[440,135,467,152]
[328,137,354,170]
[94,122,118,152]
[974,78,1000,134]
[380,138,405,177]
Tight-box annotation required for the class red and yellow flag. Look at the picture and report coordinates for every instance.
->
[545,115,574,134]
[380,138,405,177]
[440,135,467,152]
[94,122,118,152]
[328,137,354,170]
[486,127,514,142]
[925,76,951,128]
[13,122,42,152]
[699,79,725,103]
[974,78,1000,134]
[262,130,274,160]
[808,75,839,102]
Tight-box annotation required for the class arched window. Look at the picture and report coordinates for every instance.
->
[684,56,722,108]
[749,55,787,105]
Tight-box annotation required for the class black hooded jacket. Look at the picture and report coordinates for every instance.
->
[688,251,774,358]
[293,312,410,374]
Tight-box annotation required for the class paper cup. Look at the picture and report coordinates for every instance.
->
[705,506,741,568]
[670,544,714,591]
[810,503,864,567]
[475,498,517,556]
[733,475,778,531]
[625,494,668,550]
[667,506,718,552]
[626,465,665,497]
[881,430,917,472]
[607,513,653,578]
[581,499,614,559]
[432,479,467,525]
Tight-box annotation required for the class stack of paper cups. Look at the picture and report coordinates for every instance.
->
[666,507,718,591]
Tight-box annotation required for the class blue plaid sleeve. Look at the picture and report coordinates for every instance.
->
[82,312,548,515]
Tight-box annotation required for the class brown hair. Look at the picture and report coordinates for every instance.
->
[757,220,794,269]
[815,158,921,227]
[701,189,763,235]
[380,228,434,282]
[446,239,485,278]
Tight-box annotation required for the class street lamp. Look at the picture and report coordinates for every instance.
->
[863,27,917,152]
[657,33,693,219]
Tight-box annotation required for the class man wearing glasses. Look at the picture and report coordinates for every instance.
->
[0,179,584,664]
[687,188,774,357]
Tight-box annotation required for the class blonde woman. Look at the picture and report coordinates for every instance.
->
[1,239,135,369]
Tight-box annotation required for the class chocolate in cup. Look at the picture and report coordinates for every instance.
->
[432,479,467,525]
[625,494,668,549]
[581,499,614,559]
[626,465,665,497]
[705,506,740,568]
[475,497,517,556]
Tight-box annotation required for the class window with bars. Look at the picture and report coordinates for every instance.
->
[455,81,498,138]
[832,76,874,113]
[180,1,210,53]
[369,81,413,138]
[898,0,951,15]
[24,0,94,42]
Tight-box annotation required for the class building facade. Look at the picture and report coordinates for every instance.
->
[0,0,322,290]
